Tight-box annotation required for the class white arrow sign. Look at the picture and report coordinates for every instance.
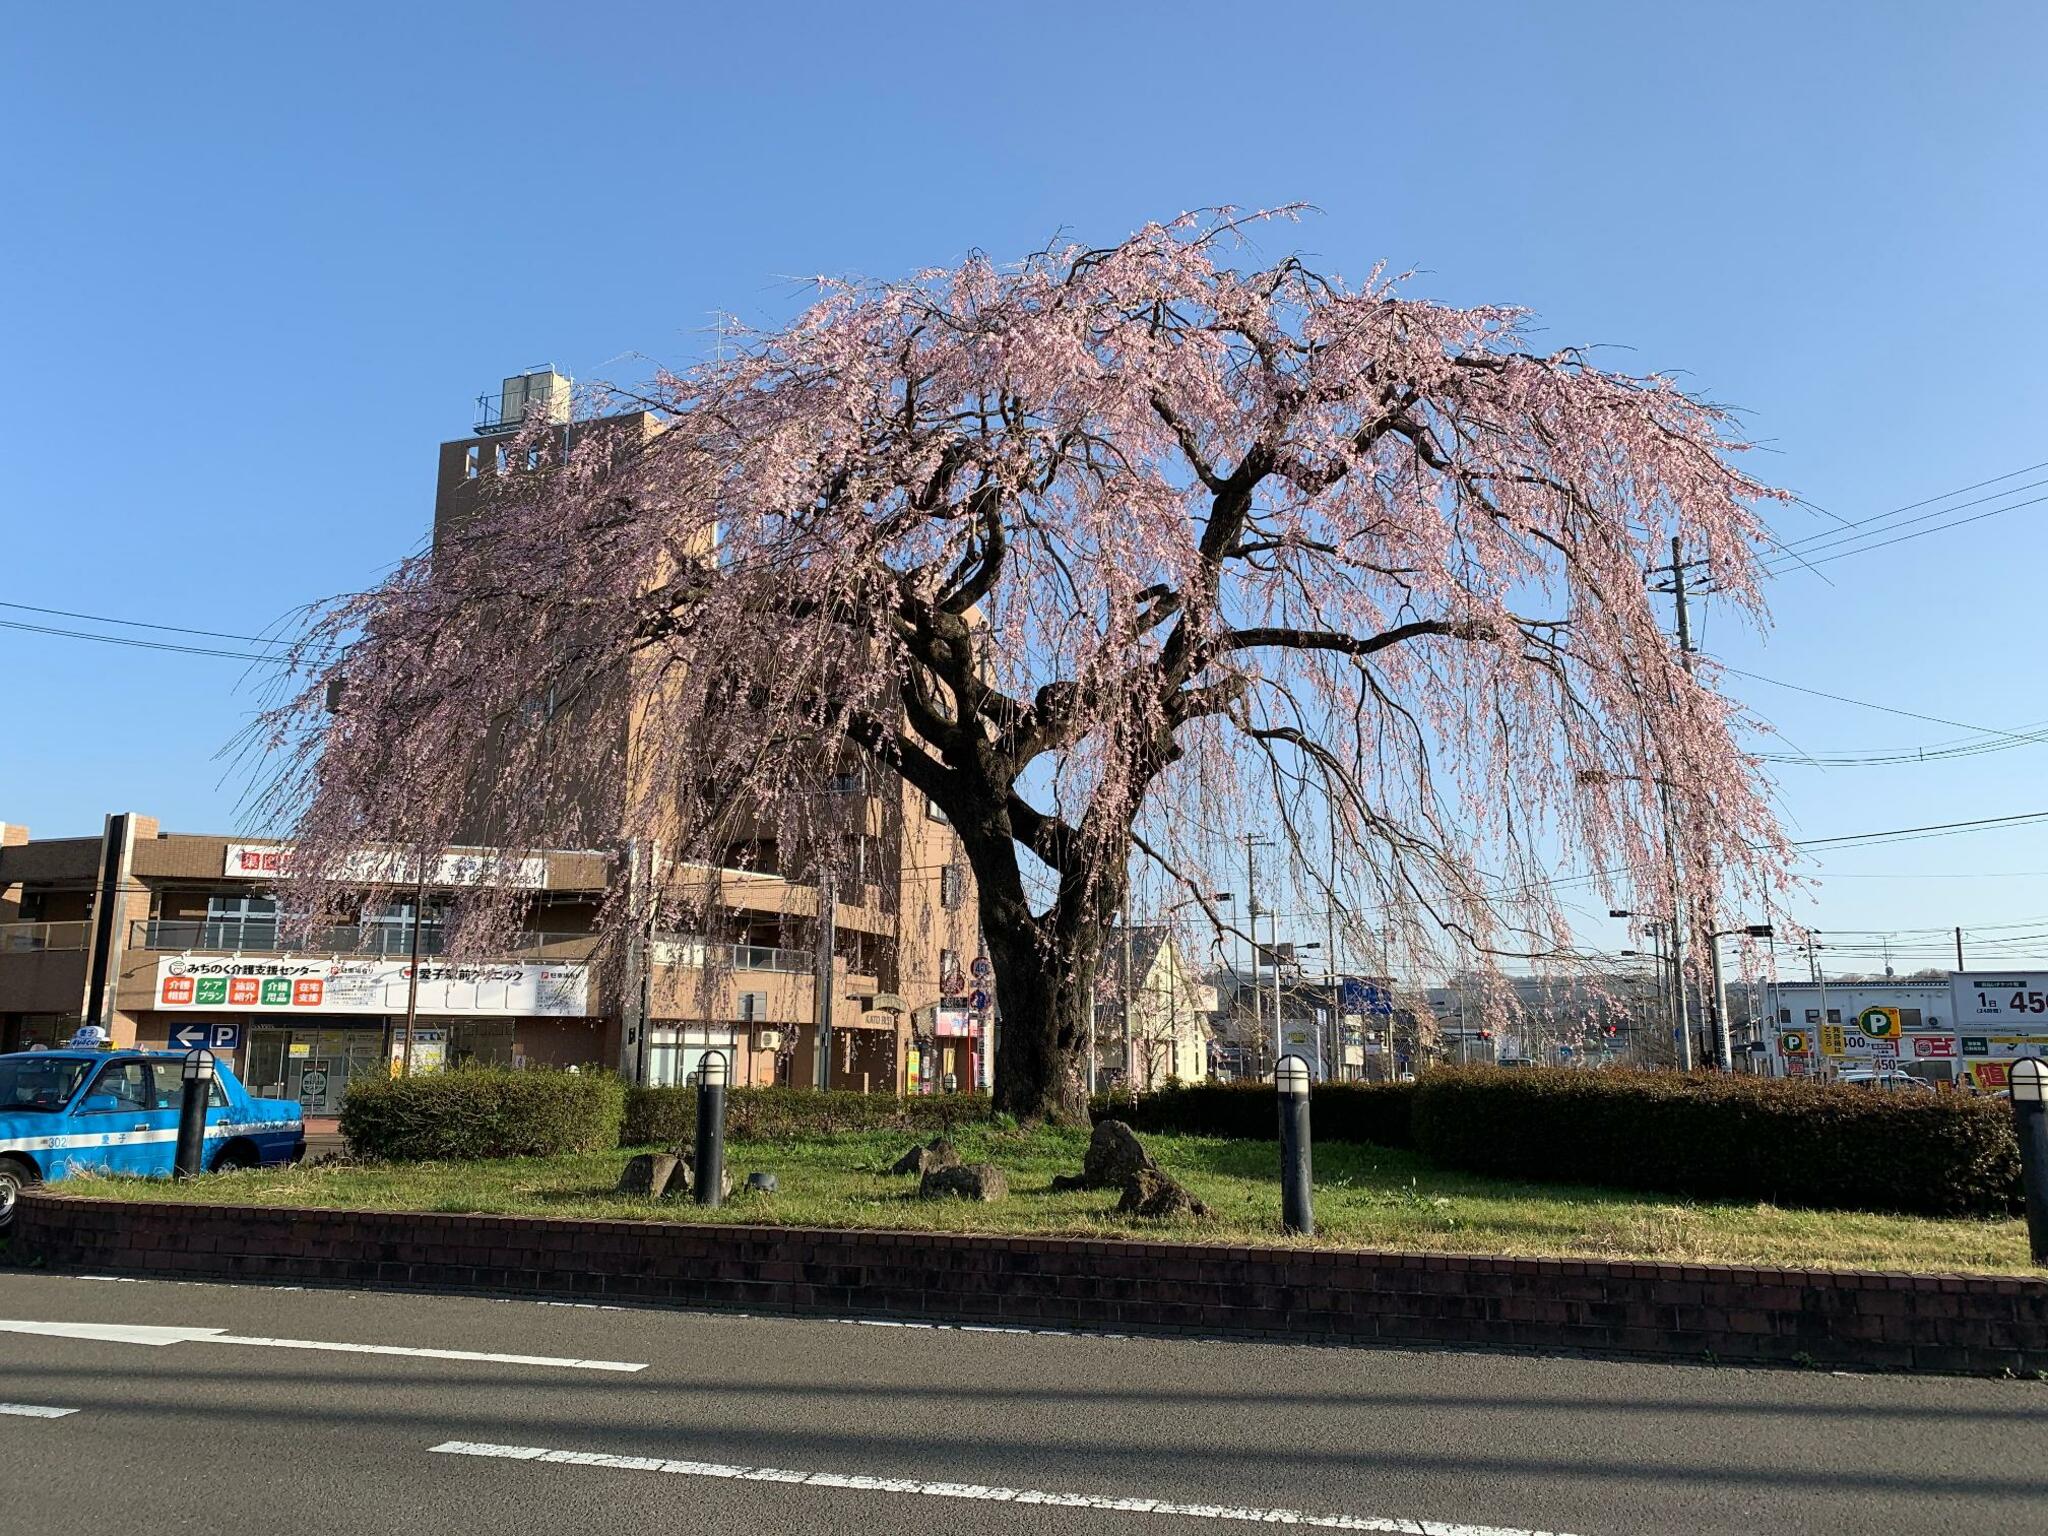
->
[170,1025,209,1051]
[0,1319,643,1372]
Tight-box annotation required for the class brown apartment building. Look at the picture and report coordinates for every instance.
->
[0,370,988,1107]
[0,809,980,1109]
[436,370,988,1094]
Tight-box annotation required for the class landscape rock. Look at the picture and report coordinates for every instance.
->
[891,1137,962,1177]
[1050,1119,1157,1191]
[1117,1166,1211,1220]
[616,1152,682,1198]
[919,1162,1009,1201]
[658,1149,733,1201]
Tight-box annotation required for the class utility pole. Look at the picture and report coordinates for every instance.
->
[400,861,426,1078]
[1707,932,1734,1071]
[619,838,651,1083]
[638,840,660,1085]
[1121,887,1134,1090]
[1668,536,1699,1070]
[1811,932,1829,1081]
[1325,837,1340,1081]
[1245,835,1272,1077]
[1272,908,1284,1068]
[813,864,836,1092]
[1956,926,1966,970]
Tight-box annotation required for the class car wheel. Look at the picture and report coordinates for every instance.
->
[0,1156,39,1230]
[212,1140,259,1173]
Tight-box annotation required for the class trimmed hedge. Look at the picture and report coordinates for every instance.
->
[1094,1081,1418,1149]
[621,1086,990,1147]
[342,1067,626,1161]
[1412,1067,2022,1217]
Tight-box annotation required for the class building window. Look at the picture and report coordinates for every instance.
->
[525,445,542,471]
[494,443,510,476]
[1825,1009,1841,1024]
[940,949,961,990]
[365,900,446,957]
[939,865,965,911]
[203,894,278,950]
[926,795,949,825]
[1804,1009,1820,1023]
[736,991,768,1023]
[1778,1008,1792,1023]
[463,445,480,479]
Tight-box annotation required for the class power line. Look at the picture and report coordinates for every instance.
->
[1798,808,2048,850]
[1769,465,2048,556]
[0,617,279,663]
[0,598,309,650]
[1769,456,2048,552]
[1760,489,2048,576]
[1716,662,2047,746]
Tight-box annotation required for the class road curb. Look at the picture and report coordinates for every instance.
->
[11,1191,2047,1375]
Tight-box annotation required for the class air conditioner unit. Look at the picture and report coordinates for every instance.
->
[755,1030,783,1051]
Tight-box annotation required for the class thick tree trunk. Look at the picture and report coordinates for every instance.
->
[984,917,1097,1124]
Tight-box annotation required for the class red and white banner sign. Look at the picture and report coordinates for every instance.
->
[223,843,549,889]
[1912,1035,1958,1058]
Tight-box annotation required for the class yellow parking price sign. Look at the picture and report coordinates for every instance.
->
[1858,1006,1902,1042]
[1818,1023,1849,1058]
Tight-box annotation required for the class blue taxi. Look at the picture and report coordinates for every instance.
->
[0,1037,304,1227]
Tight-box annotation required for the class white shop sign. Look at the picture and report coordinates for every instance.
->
[1949,973,2048,1033]
[155,956,589,1016]
[222,843,549,889]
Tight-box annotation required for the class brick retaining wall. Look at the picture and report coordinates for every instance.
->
[11,1192,2046,1374]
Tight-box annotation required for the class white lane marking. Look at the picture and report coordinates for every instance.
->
[428,1440,1573,1534]
[0,1320,223,1346]
[0,1403,79,1419]
[211,1335,645,1373]
[0,1320,643,1373]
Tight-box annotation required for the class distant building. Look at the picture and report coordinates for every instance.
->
[1417,972,1671,1068]
[1095,926,1216,1090]
[1205,967,1420,1082]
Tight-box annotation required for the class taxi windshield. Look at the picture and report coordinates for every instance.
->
[0,1055,96,1113]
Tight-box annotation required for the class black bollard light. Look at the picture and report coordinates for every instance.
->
[695,1049,729,1207]
[2012,1057,2048,1266]
[1276,1052,1314,1237]
[172,1049,214,1181]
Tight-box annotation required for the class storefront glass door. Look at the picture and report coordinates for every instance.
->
[247,1027,385,1115]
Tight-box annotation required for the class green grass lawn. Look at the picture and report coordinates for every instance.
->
[53,1122,2037,1276]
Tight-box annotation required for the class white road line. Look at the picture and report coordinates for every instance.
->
[428,1440,1574,1535]
[0,1403,79,1419]
[0,1320,644,1374]
[0,1320,219,1347]
[211,1335,646,1372]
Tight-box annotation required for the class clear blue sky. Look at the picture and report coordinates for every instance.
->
[5,2,2045,971]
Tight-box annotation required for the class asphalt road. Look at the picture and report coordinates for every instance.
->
[1,1270,2042,1536]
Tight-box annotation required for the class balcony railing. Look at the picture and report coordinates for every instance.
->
[0,920,90,953]
[651,936,814,974]
[129,919,596,962]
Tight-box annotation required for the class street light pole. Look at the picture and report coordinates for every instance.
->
[1122,886,1133,1091]
[1245,836,1272,1075]
[401,861,426,1079]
